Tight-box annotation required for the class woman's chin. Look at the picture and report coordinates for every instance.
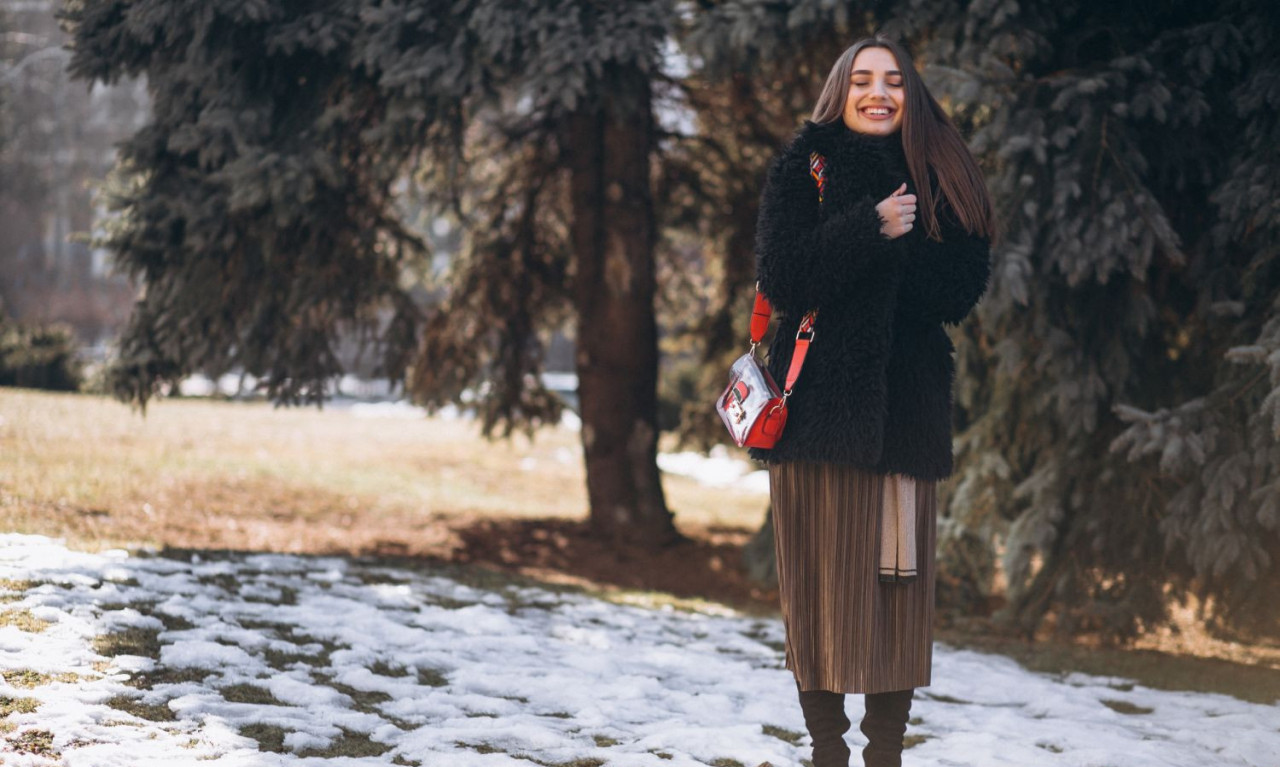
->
[843,117,901,136]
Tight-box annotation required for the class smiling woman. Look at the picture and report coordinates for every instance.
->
[746,33,995,767]
[840,48,905,136]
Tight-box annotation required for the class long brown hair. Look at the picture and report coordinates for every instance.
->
[811,35,995,242]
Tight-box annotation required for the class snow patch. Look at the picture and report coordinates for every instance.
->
[0,535,1272,766]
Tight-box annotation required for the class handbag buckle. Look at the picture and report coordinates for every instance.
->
[796,311,817,343]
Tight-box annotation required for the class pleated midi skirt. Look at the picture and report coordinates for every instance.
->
[769,461,938,694]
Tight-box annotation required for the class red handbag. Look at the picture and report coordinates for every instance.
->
[717,150,826,449]
[717,290,817,449]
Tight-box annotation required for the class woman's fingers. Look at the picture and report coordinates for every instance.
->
[877,186,919,238]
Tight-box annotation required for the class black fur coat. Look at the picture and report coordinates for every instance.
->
[746,120,991,481]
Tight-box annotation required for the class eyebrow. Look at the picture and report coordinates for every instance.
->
[851,70,903,77]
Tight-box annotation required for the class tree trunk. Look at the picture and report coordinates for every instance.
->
[742,504,777,587]
[567,64,680,547]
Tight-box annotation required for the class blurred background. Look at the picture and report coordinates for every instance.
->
[3,0,1278,676]
[1,0,144,377]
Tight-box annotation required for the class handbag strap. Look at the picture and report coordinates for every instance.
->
[750,291,817,397]
[785,311,816,395]
[747,150,826,397]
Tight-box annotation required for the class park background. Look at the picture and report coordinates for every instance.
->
[1,0,1278,764]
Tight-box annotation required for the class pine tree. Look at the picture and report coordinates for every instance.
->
[674,0,1279,639]
[908,0,1280,640]
[63,0,679,545]
[64,0,424,404]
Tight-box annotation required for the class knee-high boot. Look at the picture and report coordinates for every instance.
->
[796,680,852,767]
[859,688,913,767]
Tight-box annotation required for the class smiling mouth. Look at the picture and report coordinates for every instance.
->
[862,106,896,119]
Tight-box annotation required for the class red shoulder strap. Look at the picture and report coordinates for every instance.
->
[750,291,773,345]
[748,151,825,393]
[784,312,816,394]
[748,289,817,395]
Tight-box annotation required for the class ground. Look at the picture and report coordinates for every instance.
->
[0,534,1276,767]
[1,389,1279,765]
[2,390,771,610]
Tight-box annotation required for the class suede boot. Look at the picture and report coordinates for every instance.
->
[796,680,852,767]
[859,688,914,767]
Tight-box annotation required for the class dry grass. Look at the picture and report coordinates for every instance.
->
[0,579,38,592]
[761,724,803,745]
[219,684,282,706]
[104,694,177,722]
[0,389,765,555]
[92,627,161,659]
[238,723,288,753]
[0,696,40,717]
[6,728,58,757]
[1100,699,1155,715]
[1,670,78,688]
[0,610,51,633]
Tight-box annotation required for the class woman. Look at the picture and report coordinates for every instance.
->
[748,35,994,767]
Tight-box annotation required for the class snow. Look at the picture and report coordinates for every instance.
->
[0,534,1274,766]
[657,445,770,495]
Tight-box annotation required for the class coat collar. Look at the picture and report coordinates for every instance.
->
[798,119,906,164]
[795,120,909,201]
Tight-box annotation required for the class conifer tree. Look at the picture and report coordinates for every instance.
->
[64,0,679,545]
[916,0,1280,640]
[679,0,1280,639]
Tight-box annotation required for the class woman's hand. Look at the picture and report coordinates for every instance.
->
[876,183,916,239]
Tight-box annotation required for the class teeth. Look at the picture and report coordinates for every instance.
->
[866,107,891,115]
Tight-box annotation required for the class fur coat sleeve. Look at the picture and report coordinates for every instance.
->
[754,141,899,317]
[895,198,992,325]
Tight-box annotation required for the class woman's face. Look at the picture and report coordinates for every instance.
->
[842,47,905,135]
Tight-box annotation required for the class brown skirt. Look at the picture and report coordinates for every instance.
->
[769,461,938,694]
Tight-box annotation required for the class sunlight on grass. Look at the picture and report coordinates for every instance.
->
[762,724,803,745]
[0,610,50,632]
[1,670,78,688]
[0,696,39,717]
[0,389,764,554]
[595,588,738,616]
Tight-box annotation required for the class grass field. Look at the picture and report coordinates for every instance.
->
[1,388,764,553]
[4,387,1280,706]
